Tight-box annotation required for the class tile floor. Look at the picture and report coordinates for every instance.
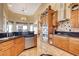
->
[19,47,37,56]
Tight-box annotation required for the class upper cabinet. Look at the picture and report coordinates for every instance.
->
[58,3,71,21]
[70,3,79,28]
[58,3,66,21]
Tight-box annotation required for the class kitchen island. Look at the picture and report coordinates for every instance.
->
[0,33,37,56]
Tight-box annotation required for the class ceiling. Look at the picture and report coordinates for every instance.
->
[7,3,41,16]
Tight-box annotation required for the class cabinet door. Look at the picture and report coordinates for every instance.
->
[1,40,14,56]
[3,48,11,56]
[53,36,69,51]
[71,10,78,28]
[14,37,25,55]
[2,46,14,56]
[0,51,3,56]
[34,35,37,47]
[53,36,62,48]
[10,47,15,56]
[59,37,69,51]
[69,38,79,55]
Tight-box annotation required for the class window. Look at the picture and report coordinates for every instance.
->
[16,23,28,32]
[34,25,38,34]
[30,24,34,31]
[16,24,23,32]
[7,22,13,32]
[23,25,27,32]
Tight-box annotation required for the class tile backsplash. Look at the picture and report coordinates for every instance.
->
[57,20,79,32]
[57,20,72,32]
[71,28,79,32]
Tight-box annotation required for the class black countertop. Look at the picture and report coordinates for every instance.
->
[0,36,22,43]
[0,34,37,44]
[55,31,79,38]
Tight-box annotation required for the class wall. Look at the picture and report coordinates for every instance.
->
[0,4,4,33]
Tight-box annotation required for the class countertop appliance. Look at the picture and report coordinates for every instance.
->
[25,37,35,49]
[22,32,35,49]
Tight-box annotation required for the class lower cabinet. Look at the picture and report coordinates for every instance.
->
[53,35,69,51]
[58,37,69,51]
[69,38,79,55]
[3,48,12,56]
[34,35,37,47]
[54,36,69,51]
[53,36,62,48]
[53,35,79,56]
[2,40,14,56]
[14,37,25,55]
[0,51,3,56]
[2,47,15,56]
[0,37,25,56]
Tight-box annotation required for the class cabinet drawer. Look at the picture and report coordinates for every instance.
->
[0,44,2,51]
[3,48,11,56]
[2,44,14,51]
[1,40,14,51]
[53,35,69,51]
[69,38,79,55]
[1,40,14,46]
[15,37,24,44]
[0,51,3,56]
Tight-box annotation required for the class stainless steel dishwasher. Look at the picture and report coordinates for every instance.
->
[25,37,35,49]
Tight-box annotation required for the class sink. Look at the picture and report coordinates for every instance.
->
[9,36,17,38]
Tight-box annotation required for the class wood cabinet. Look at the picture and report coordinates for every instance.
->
[53,36,61,47]
[69,38,79,55]
[0,37,25,56]
[0,51,3,56]
[70,3,79,28]
[53,35,69,51]
[0,44,2,56]
[3,48,12,56]
[53,35,79,56]
[14,37,25,55]
[59,37,69,51]
[34,35,37,47]
[0,40,15,56]
[71,10,79,28]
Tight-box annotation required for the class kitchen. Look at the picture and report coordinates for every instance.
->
[0,3,79,56]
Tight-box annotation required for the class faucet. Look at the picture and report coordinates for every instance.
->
[7,32,8,37]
